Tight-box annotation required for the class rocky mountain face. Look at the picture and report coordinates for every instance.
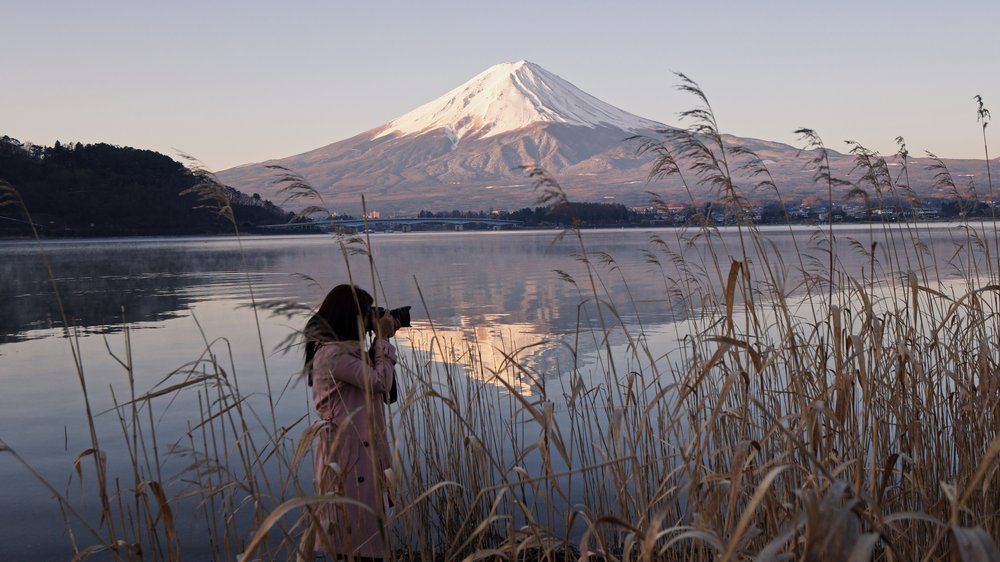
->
[217,61,998,215]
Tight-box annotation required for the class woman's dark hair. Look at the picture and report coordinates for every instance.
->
[304,284,374,385]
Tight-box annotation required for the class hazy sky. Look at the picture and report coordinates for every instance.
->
[4,1,998,172]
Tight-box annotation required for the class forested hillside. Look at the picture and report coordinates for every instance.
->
[0,136,293,237]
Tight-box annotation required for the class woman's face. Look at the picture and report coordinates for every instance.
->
[361,304,375,334]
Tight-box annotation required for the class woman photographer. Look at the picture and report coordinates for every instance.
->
[304,284,400,561]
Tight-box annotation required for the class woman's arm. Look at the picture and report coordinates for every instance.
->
[326,340,397,393]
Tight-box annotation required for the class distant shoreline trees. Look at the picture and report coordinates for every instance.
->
[413,196,981,230]
[0,136,295,238]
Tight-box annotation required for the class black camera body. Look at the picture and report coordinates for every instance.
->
[368,305,410,406]
[372,305,412,328]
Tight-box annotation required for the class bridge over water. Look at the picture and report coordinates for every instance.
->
[258,217,522,232]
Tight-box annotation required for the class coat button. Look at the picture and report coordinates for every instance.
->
[363,441,369,447]
[358,476,365,483]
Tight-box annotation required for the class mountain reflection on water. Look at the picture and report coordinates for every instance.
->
[2,224,979,352]
[0,232,685,347]
[401,316,566,396]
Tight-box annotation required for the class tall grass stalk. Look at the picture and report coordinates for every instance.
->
[1,179,124,558]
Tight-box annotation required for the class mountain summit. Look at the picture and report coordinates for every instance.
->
[375,60,664,143]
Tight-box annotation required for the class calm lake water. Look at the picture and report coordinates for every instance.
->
[0,224,986,559]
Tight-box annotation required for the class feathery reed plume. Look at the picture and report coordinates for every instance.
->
[975,95,993,200]
[795,128,853,304]
[177,153,236,226]
[177,153,283,453]
[267,164,334,223]
[972,95,1000,282]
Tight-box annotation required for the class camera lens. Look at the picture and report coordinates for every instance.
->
[390,306,412,328]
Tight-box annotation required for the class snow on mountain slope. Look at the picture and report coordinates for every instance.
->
[375,60,665,141]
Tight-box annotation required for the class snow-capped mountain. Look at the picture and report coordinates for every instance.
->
[217,61,674,213]
[216,61,995,214]
[376,61,664,142]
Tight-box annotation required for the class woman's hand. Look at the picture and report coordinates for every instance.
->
[373,309,401,339]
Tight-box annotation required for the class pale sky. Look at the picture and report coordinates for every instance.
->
[4,1,998,172]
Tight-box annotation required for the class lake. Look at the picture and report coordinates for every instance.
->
[0,224,988,559]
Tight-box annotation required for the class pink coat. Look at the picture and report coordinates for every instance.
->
[312,338,397,558]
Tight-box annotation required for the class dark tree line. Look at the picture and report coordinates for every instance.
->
[419,202,634,227]
[0,136,293,237]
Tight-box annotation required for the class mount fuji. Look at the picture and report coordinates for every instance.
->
[216,61,676,213]
[217,61,995,214]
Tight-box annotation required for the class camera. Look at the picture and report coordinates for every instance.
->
[372,305,412,328]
